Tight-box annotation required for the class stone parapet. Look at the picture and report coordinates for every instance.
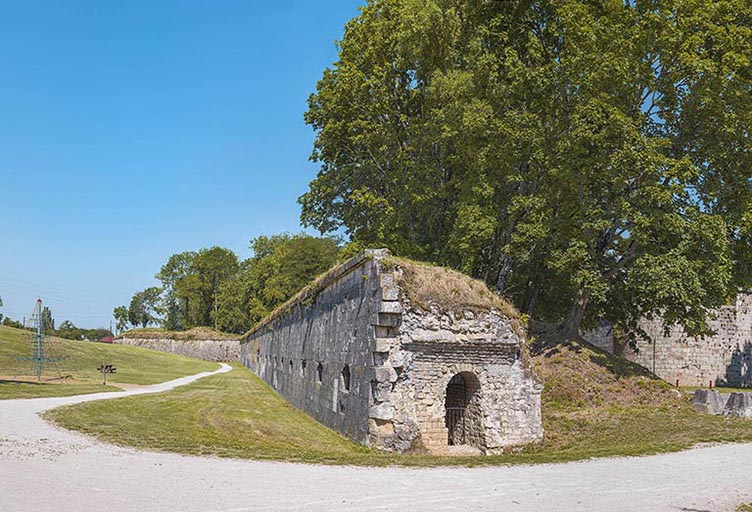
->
[115,337,240,362]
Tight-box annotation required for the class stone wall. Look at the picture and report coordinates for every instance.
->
[241,249,543,454]
[584,293,752,387]
[115,337,240,362]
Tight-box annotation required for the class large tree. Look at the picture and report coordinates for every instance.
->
[128,287,163,328]
[214,233,341,333]
[301,0,752,339]
[155,251,196,330]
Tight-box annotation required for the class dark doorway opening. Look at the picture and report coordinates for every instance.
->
[444,372,480,446]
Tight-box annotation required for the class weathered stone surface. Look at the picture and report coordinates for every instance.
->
[369,403,395,420]
[374,366,398,383]
[723,392,752,418]
[115,337,239,362]
[690,389,728,415]
[584,294,752,387]
[240,249,543,454]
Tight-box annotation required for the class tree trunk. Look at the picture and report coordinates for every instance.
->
[565,288,590,338]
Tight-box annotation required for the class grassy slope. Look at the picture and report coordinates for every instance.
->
[531,338,752,460]
[0,325,219,398]
[46,343,752,466]
[118,326,239,341]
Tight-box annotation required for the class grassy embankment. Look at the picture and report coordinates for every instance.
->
[118,326,239,341]
[43,257,752,466]
[0,325,219,399]
[46,338,752,466]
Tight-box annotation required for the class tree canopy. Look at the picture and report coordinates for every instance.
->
[116,234,341,334]
[301,0,752,339]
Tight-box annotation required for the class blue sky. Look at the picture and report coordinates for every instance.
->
[0,1,363,328]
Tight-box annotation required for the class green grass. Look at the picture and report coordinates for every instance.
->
[738,504,752,512]
[682,386,751,394]
[0,325,219,399]
[0,381,121,399]
[119,326,239,341]
[46,363,752,467]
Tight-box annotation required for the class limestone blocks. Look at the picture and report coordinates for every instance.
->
[690,389,728,415]
[723,392,752,418]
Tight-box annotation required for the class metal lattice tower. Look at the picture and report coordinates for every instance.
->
[18,299,60,381]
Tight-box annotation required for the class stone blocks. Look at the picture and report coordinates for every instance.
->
[241,249,543,454]
[690,389,728,415]
[723,392,752,418]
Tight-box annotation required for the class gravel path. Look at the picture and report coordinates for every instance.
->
[1,365,751,512]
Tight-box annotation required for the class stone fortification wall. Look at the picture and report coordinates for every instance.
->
[379,307,543,452]
[241,250,386,444]
[115,337,240,362]
[584,294,752,387]
[241,249,543,454]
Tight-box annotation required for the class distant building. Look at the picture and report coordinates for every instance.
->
[98,336,114,344]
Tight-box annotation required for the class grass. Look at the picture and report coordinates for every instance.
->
[46,354,752,467]
[0,325,219,399]
[384,256,519,318]
[0,380,121,399]
[119,326,239,341]
[738,503,752,512]
[682,386,751,394]
[243,250,520,342]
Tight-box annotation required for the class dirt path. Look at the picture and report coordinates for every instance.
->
[1,364,751,512]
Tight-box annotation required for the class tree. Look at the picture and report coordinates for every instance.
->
[155,251,196,330]
[41,306,54,333]
[54,320,112,341]
[302,0,752,339]
[214,234,341,333]
[113,306,130,333]
[192,247,240,329]
[128,287,163,328]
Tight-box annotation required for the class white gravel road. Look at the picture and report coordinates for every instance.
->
[1,364,751,512]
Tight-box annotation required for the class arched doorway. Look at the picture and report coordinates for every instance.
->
[444,372,482,446]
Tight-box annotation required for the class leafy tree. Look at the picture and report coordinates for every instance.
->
[2,316,24,329]
[128,287,163,328]
[302,0,752,339]
[214,234,341,332]
[192,247,240,329]
[55,320,112,341]
[113,306,130,333]
[152,247,239,330]
[155,251,196,330]
[41,306,54,333]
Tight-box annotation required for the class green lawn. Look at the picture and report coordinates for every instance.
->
[0,381,121,399]
[682,385,751,394]
[46,363,752,467]
[0,325,219,399]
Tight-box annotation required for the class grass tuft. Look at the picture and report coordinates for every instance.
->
[384,256,519,318]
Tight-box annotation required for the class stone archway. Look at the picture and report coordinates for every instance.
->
[444,372,483,447]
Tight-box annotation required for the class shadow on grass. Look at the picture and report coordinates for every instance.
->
[530,322,659,380]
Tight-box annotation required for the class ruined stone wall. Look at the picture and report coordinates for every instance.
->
[241,249,543,454]
[584,294,752,387]
[115,337,240,362]
[378,307,543,453]
[241,251,384,444]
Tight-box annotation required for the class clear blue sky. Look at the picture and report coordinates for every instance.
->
[0,0,363,328]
